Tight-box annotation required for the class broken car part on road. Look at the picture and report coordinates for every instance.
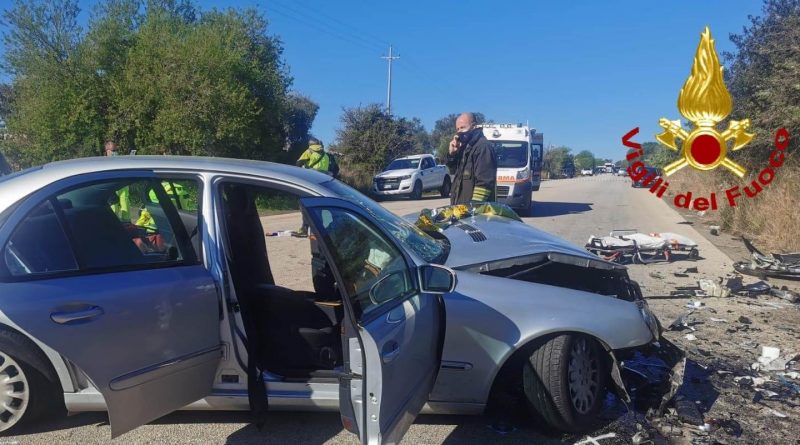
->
[734,238,800,280]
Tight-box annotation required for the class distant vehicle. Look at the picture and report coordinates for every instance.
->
[581,168,593,176]
[631,167,662,188]
[481,123,542,216]
[372,154,450,200]
[616,168,627,177]
[603,162,614,173]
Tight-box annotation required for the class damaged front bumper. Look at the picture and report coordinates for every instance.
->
[608,337,686,415]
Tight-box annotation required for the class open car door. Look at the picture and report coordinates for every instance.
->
[302,197,449,445]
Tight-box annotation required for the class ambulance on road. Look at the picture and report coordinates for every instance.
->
[481,123,543,216]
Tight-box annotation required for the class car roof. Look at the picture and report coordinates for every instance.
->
[0,156,335,213]
[396,154,429,160]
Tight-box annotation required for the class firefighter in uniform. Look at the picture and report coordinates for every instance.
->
[446,112,497,205]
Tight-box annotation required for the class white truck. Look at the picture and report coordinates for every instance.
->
[371,154,451,200]
[481,123,543,216]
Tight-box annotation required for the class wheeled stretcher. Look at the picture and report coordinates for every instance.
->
[586,230,699,264]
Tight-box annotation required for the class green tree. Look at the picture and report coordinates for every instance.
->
[573,150,596,170]
[725,0,800,167]
[641,141,679,168]
[431,112,486,162]
[1,0,312,167]
[333,104,423,175]
[543,146,573,178]
[278,93,320,164]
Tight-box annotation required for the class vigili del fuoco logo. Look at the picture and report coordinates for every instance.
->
[621,27,790,211]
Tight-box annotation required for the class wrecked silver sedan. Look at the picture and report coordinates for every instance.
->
[0,157,677,443]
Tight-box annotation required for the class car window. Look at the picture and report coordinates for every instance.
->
[312,207,413,319]
[422,157,433,169]
[320,180,448,264]
[4,200,78,277]
[54,178,190,270]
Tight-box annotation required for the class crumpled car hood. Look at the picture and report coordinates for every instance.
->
[430,214,624,271]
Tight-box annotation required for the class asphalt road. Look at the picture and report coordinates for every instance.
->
[7,174,740,445]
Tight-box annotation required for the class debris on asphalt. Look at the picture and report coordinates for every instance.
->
[667,312,694,331]
[686,300,705,309]
[751,346,796,372]
[755,388,780,398]
[685,333,697,341]
[765,407,789,418]
[777,375,800,394]
[733,238,800,280]
[709,317,728,322]
[770,288,800,303]
[709,225,720,236]
[649,271,664,279]
[573,432,616,445]
[735,280,771,297]
[684,267,699,273]
[738,315,752,324]
[673,396,704,425]
[734,375,771,387]
[704,417,743,437]
[698,278,729,297]
[673,272,689,278]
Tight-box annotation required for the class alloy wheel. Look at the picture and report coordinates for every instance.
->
[0,351,29,432]
[567,337,599,415]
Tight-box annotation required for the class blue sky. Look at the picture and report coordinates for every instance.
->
[1,0,765,160]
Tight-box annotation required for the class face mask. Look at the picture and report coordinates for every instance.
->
[457,128,477,145]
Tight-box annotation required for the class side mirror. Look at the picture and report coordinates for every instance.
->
[418,264,457,294]
[369,270,408,305]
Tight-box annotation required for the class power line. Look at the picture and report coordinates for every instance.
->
[265,5,384,54]
[272,0,390,49]
[267,2,385,53]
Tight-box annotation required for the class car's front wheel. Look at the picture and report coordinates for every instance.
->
[411,180,423,200]
[0,330,63,434]
[523,334,607,432]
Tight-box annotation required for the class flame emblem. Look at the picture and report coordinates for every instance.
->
[656,27,753,177]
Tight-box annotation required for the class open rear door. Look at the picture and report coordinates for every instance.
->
[302,197,445,445]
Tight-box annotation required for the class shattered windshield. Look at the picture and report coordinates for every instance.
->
[320,179,448,264]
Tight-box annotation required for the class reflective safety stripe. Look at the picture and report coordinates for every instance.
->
[471,186,491,201]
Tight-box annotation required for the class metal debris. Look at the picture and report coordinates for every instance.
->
[698,278,729,297]
[770,288,800,303]
[573,432,616,445]
[673,396,704,425]
[686,300,705,309]
[765,408,788,418]
[751,346,793,372]
[668,312,694,331]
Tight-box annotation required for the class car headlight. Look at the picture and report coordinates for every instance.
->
[638,301,660,340]
[400,175,412,180]
[516,169,530,180]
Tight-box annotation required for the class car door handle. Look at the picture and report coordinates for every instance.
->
[381,341,401,363]
[50,306,105,325]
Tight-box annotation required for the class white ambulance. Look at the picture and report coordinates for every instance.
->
[481,123,543,216]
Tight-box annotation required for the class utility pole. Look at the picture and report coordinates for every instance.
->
[381,45,400,114]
